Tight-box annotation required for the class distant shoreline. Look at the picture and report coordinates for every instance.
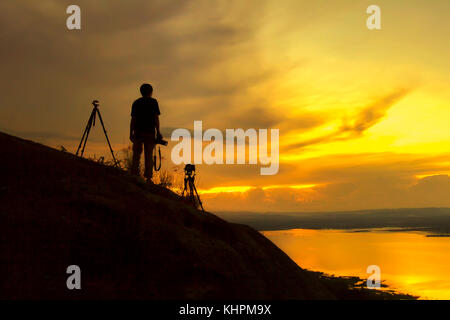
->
[217,208,450,235]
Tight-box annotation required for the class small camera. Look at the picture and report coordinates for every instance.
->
[184,164,195,175]
[155,134,168,146]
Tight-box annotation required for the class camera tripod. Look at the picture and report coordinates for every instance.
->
[75,100,118,167]
[182,164,204,212]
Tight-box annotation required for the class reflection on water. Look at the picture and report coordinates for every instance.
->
[262,228,450,300]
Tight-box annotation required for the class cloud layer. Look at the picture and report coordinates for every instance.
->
[1,1,449,212]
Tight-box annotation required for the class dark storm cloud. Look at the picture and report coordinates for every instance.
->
[81,0,190,34]
[0,0,274,145]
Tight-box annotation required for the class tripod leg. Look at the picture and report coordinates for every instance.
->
[80,121,91,157]
[95,109,119,166]
[80,112,95,157]
[188,178,200,209]
[189,179,194,200]
[76,109,95,156]
[182,177,187,197]
[76,125,88,156]
[191,182,204,212]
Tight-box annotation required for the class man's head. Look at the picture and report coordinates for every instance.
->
[140,83,153,97]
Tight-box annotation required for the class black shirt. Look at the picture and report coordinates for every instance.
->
[131,97,161,133]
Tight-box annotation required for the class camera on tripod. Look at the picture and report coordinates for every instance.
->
[155,133,168,146]
[182,164,204,212]
[184,164,195,176]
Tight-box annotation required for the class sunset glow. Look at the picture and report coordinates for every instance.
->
[0,0,449,302]
[1,0,449,211]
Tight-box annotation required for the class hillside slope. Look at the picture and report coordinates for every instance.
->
[0,132,337,299]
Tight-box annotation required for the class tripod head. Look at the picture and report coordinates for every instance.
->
[92,100,100,108]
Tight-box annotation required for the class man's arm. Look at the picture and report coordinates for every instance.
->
[155,115,161,137]
[154,99,161,137]
[130,116,136,142]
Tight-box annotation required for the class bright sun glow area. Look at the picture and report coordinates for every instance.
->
[197,184,318,195]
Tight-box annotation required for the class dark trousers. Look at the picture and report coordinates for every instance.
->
[131,133,155,179]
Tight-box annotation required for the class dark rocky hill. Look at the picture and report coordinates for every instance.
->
[0,132,414,299]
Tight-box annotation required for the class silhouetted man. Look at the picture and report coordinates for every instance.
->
[130,83,161,182]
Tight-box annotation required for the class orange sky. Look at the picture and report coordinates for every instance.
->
[0,0,449,212]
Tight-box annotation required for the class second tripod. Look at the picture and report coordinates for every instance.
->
[76,100,118,166]
[182,164,204,212]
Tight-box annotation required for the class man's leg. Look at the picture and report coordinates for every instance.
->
[143,136,155,180]
[130,140,143,175]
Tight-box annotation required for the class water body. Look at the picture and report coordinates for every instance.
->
[263,228,450,300]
